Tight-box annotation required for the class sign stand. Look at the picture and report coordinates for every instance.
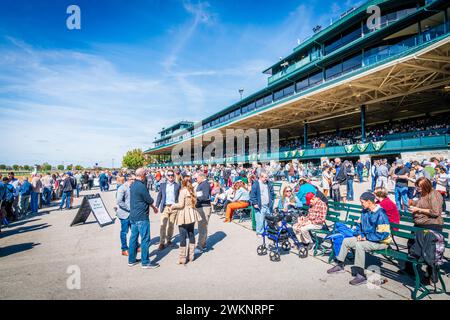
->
[70,194,115,227]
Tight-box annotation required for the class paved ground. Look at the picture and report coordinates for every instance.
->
[0,183,449,300]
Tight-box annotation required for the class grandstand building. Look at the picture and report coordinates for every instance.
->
[145,0,450,167]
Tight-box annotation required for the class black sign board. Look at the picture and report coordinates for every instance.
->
[70,193,115,227]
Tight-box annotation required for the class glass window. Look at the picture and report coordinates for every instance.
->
[342,53,362,73]
[224,113,230,121]
[242,105,248,114]
[309,71,323,86]
[248,102,256,111]
[325,62,342,80]
[273,88,284,101]
[256,98,264,108]
[263,95,272,105]
[283,84,295,96]
[234,109,241,117]
[296,77,309,91]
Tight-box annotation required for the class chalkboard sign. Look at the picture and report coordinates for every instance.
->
[70,194,115,227]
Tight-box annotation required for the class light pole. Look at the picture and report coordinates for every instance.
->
[239,88,244,100]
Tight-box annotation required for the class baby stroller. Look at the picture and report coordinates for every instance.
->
[257,207,308,262]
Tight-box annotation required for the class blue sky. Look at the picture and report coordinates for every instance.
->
[0,0,361,167]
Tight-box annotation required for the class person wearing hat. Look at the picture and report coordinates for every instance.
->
[224,179,249,223]
[293,192,328,250]
[392,159,410,211]
[327,191,392,286]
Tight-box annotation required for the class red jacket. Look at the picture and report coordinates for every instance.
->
[378,197,400,225]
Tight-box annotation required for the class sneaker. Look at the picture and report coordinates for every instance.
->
[142,262,160,269]
[349,274,367,286]
[128,260,140,267]
[327,264,345,274]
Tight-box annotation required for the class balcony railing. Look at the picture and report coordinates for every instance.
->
[148,134,450,167]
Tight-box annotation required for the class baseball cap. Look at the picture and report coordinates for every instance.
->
[305,192,315,205]
[360,191,376,202]
[396,159,403,165]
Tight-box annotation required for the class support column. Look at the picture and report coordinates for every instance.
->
[360,105,366,143]
[303,121,308,149]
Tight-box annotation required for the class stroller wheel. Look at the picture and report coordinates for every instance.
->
[298,246,308,259]
[257,245,267,256]
[281,241,291,252]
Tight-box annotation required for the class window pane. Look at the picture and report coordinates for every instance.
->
[274,89,284,101]
[296,77,309,91]
[263,95,272,105]
[325,62,342,80]
[309,71,323,86]
[342,53,362,73]
[283,84,295,96]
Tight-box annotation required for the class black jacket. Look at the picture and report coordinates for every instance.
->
[409,229,445,283]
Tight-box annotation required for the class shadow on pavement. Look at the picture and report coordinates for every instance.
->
[0,223,51,239]
[0,242,41,257]
[206,231,227,250]
[5,218,42,229]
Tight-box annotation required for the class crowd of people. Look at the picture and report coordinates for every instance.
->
[113,153,448,286]
[280,115,450,150]
[0,170,115,230]
[1,155,448,286]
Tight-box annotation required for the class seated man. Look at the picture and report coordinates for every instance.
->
[327,192,392,286]
[293,192,327,250]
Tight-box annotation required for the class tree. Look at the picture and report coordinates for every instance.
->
[122,149,146,169]
[57,165,64,171]
[12,165,19,171]
[24,165,30,171]
[0,164,6,170]
[42,163,52,172]
[75,165,83,170]
[66,164,73,170]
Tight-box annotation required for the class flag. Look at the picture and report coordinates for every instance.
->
[290,150,298,158]
[372,141,386,151]
[357,143,369,152]
[298,149,305,157]
[344,144,356,153]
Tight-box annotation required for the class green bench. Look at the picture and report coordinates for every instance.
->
[373,223,449,300]
[345,213,449,300]
[310,210,342,261]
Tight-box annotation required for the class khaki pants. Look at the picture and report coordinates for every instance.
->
[160,206,177,245]
[337,237,387,269]
[295,223,323,244]
[197,206,212,249]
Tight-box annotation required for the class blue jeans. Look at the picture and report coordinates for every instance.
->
[129,220,151,266]
[59,191,71,209]
[347,179,354,201]
[394,186,409,211]
[255,205,271,235]
[76,185,80,198]
[371,176,377,191]
[120,218,130,251]
[357,170,363,183]
[43,187,52,206]
[31,192,39,213]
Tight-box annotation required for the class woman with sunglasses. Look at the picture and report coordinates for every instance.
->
[224,180,250,223]
[277,186,302,212]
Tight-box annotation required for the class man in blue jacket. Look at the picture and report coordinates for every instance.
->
[327,191,392,286]
[250,171,275,236]
[128,168,159,269]
[19,176,33,217]
[156,169,180,250]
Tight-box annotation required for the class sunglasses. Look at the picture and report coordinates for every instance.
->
[167,174,174,177]
[285,190,292,193]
